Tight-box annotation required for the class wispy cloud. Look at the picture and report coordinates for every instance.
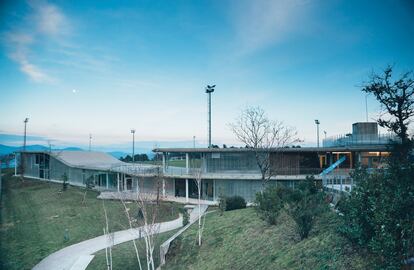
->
[230,0,312,54]
[3,1,69,82]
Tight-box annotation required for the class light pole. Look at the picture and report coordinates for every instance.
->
[315,119,320,148]
[193,136,196,148]
[323,130,327,140]
[23,118,29,152]
[89,134,92,151]
[205,85,216,148]
[131,129,136,163]
[365,94,369,122]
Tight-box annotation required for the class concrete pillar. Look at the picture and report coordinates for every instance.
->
[162,178,166,197]
[136,177,139,193]
[162,153,166,173]
[185,179,189,202]
[186,153,189,174]
[106,173,109,189]
[117,173,120,192]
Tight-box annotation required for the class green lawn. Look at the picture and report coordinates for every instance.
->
[164,207,371,270]
[0,170,180,270]
[87,229,179,270]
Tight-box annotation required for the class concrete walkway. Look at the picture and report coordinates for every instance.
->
[32,204,208,270]
[98,191,218,206]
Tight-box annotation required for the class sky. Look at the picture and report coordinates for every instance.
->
[0,0,413,150]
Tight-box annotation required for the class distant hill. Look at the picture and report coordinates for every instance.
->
[0,144,83,155]
[108,151,129,159]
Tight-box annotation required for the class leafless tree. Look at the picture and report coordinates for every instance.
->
[102,201,113,270]
[192,168,203,246]
[119,191,160,270]
[229,106,298,187]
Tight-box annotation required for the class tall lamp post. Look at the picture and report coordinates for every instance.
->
[131,129,136,163]
[315,119,320,148]
[89,134,92,151]
[193,135,196,148]
[205,85,216,148]
[23,118,29,151]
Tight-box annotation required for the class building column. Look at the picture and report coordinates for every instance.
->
[117,173,120,192]
[136,177,139,193]
[186,153,189,174]
[162,153,166,173]
[106,173,109,189]
[185,179,189,202]
[162,178,166,197]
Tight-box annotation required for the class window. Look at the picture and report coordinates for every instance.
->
[35,154,40,165]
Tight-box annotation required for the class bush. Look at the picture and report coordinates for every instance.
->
[255,186,289,225]
[180,208,190,226]
[62,173,68,191]
[223,196,246,211]
[218,197,226,215]
[285,177,326,240]
[338,163,414,269]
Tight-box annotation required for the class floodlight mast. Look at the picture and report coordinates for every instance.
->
[131,129,136,163]
[205,85,216,148]
[314,119,320,147]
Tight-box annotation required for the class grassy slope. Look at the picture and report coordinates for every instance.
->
[87,229,179,270]
[165,208,370,270]
[0,171,180,270]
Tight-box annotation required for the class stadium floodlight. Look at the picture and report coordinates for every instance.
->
[205,85,216,148]
[314,120,320,147]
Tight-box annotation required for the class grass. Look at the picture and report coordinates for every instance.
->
[0,170,180,270]
[164,207,371,270]
[87,229,179,270]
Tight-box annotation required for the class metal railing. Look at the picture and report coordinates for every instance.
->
[323,133,400,147]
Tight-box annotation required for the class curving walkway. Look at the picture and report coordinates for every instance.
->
[32,204,208,270]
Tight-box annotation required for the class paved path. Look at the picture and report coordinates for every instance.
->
[32,204,208,270]
[98,191,218,206]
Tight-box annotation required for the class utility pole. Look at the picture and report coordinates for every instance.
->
[205,85,216,148]
[315,119,320,148]
[89,134,92,151]
[131,129,136,163]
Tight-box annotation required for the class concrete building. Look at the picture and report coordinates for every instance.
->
[16,122,398,203]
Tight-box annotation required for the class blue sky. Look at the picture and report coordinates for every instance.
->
[0,0,413,149]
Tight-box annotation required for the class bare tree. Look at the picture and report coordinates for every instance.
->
[119,191,160,270]
[229,106,298,187]
[102,201,113,270]
[362,66,414,147]
[192,168,203,246]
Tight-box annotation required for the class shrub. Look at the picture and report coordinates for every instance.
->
[224,196,246,211]
[338,164,414,269]
[218,197,226,215]
[285,177,326,240]
[62,173,69,191]
[180,208,190,226]
[255,186,289,225]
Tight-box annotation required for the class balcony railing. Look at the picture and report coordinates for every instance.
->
[323,133,400,147]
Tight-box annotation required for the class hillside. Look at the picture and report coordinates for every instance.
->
[165,207,371,270]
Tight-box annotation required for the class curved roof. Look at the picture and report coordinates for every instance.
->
[51,151,125,170]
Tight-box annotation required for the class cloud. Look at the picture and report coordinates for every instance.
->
[230,0,312,54]
[33,2,68,36]
[4,1,68,82]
